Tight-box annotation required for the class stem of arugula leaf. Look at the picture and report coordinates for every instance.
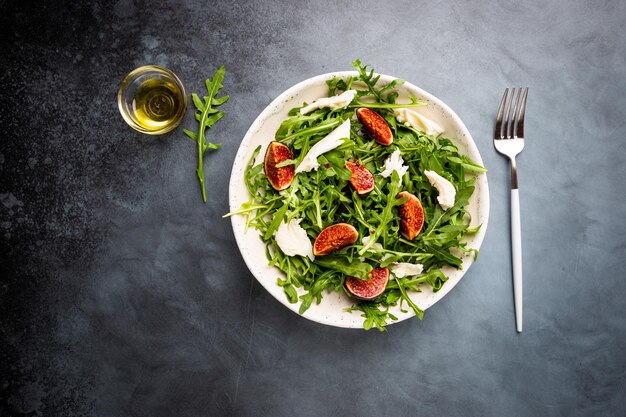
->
[399,237,420,247]
[282,119,340,142]
[386,274,432,289]
[391,274,424,319]
[197,136,206,202]
[222,204,268,217]
[359,155,375,165]
[367,248,431,258]
[347,205,371,229]
[348,102,426,109]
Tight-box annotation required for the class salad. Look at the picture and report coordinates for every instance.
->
[229,60,486,331]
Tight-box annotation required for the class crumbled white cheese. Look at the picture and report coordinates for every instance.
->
[379,149,408,182]
[390,262,424,278]
[358,235,389,262]
[393,108,444,136]
[362,234,383,251]
[295,119,350,173]
[275,218,314,261]
[300,90,357,115]
[424,170,456,210]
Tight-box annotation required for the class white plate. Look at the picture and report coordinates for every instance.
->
[229,71,489,329]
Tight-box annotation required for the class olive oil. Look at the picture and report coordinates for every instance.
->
[130,78,185,130]
[118,66,187,135]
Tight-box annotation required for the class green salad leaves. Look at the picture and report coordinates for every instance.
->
[230,60,485,331]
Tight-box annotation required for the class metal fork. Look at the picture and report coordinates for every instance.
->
[494,87,528,333]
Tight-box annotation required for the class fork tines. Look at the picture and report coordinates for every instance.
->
[495,87,529,139]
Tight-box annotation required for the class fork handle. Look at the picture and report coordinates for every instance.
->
[511,188,523,332]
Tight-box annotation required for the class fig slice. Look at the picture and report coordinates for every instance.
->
[345,161,375,195]
[264,141,295,190]
[345,267,389,300]
[356,108,393,145]
[398,191,424,240]
[313,223,359,256]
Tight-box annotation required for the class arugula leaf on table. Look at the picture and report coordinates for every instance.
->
[184,66,229,203]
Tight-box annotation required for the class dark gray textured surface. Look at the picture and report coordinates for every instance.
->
[1,0,625,416]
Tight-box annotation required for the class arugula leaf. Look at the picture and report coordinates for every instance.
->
[358,170,404,255]
[264,202,289,240]
[277,278,299,304]
[352,59,382,100]
[314,256,373,279]
[184,66,229,202]
[275,159,296,168]
[346,302,397,331]
[392,274,424,319]
[349,60,425,109]
[299,271,342,314]
[243,145,262,195]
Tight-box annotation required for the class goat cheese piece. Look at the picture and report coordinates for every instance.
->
[358,234,385,262]
[379,149,408,182]
[390,262,424,278]
[424,170,456,210]
[300,90,357,114]
[362,234,383,251]
[393,108,444,136]
[275,218,315,261]
[295,119,350,173]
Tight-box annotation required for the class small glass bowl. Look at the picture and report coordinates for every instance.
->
[117,65,187,135]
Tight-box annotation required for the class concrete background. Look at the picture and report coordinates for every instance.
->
[1,0,625,416]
